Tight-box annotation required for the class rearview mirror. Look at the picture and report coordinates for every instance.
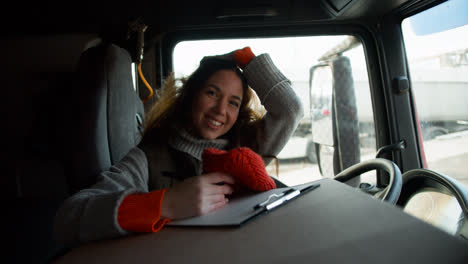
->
[310,56,361,186]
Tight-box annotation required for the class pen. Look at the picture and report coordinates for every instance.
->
[299,183,320,195]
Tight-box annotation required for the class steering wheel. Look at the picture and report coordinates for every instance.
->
[334,158,402,204]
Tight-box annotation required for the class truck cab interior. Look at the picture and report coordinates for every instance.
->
[9,0,468,263]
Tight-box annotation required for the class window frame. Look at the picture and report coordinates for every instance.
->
[156,23,391,170]
[399,0,468,174]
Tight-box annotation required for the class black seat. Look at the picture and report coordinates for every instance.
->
[15,72,74,263]
[67,42,145,193]
[15,41,145,263]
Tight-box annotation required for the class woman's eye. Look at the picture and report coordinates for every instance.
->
[206,90,217,97]
[230,101,240,108]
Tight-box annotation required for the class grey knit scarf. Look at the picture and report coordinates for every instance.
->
[168,129,229,161]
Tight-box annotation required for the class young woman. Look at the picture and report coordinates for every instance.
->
[54,47,304,245]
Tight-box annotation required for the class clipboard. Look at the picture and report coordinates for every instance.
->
[166,181,320,227]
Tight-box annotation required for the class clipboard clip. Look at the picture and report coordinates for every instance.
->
[254,183,320,211]
[254,189,297,209]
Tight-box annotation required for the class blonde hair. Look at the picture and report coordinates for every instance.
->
[143,73,179,135]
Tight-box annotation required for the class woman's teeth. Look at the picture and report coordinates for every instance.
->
[209,119,222,126]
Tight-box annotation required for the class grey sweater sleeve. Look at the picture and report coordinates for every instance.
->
[243,53,304,158]
[54,147,149,245]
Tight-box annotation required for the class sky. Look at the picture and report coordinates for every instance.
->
[402,22,468,62]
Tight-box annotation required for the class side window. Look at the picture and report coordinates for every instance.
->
[173,36,375,186]
[402,0,468,188]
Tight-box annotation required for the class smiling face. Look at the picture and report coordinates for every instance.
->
[190,69,244,140]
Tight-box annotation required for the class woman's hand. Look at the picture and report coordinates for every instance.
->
[161,172,236,220]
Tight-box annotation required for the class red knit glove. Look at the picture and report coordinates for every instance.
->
[233,47,256,69]
[202,147,276,192]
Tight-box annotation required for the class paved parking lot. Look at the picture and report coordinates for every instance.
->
[267,158,322,186]
[423,131,468,186]
[429,153,468,186]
